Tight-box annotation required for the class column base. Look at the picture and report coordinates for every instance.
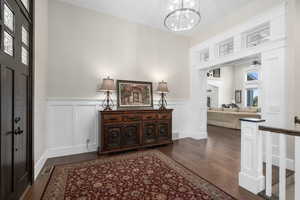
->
[239,172,265,194]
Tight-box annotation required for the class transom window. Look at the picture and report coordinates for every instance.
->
[218,38,234,57]
[244,23,270,48]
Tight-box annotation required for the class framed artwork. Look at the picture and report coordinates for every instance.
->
[235,90,242,104]
[117,80,153,109]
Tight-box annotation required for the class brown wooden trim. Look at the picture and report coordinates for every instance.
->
[259,125,300,137]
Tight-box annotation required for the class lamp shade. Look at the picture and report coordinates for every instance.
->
[99,77,116,91]
[157,81,169,94]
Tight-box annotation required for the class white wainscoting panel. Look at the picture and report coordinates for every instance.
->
[73,105,98,149]
[48,105,74,150]
[46,98,188,159]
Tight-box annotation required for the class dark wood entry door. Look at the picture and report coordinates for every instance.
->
[0,0,33,199]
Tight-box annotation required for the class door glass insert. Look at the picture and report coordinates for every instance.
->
[4,4,14,31]
[21,47,28,65]
[4,31,13,56]
[22,26,29,46]
[21,0,29,11]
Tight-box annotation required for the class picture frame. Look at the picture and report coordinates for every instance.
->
[117,80,153,109]
[235,90,242,104]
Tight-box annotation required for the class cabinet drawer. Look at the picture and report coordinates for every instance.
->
[123,115,142,122]
[158,113,171,120]
[103,115,122,123]
[143,113,157,120]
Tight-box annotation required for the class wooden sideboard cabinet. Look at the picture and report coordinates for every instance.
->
[99,109,173,154]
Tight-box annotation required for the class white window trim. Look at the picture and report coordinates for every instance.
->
[215,37,234,58]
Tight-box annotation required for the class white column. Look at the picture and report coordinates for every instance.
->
[239,119,265,194]
[295,136,300,200]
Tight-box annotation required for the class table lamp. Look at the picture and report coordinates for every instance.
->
[99,77,116,111]
[157,81,169,110]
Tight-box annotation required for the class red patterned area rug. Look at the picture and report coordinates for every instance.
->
[42,150,235,200]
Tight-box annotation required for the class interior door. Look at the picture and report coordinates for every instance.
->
[0,0,33,199]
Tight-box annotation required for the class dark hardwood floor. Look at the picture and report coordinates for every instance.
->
[24,125,262,200]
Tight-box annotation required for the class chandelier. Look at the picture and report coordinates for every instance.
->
[164,0,201,32]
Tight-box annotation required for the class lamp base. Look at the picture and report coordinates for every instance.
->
[158,93,168,110]
[103,106,113,111]
[159,106,167,110]
[102,91,114,111]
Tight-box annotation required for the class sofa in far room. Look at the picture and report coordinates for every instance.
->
[207,107,261,130]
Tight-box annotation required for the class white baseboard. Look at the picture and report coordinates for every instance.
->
[47,144,98,158]
[34,144,98,179]
[181,131,208,140]
[172,131,181,140]
[34,151,48,180]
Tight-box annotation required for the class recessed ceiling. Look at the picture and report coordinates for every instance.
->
[58,0,251,36]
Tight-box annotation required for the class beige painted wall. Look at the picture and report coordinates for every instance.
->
[296,0,300,115]
[48,0,190,100]
[285,0,300,124]
[34,0,48,164]
[190,0,282,46]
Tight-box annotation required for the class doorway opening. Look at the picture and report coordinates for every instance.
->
[206,54,262,131]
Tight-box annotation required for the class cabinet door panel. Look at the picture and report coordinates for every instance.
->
[104,125,122,150]
[157,121,171,141]
[143,122,157,144]
[122,123,140,146]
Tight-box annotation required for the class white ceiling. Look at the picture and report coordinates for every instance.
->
[58,0,251,36]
